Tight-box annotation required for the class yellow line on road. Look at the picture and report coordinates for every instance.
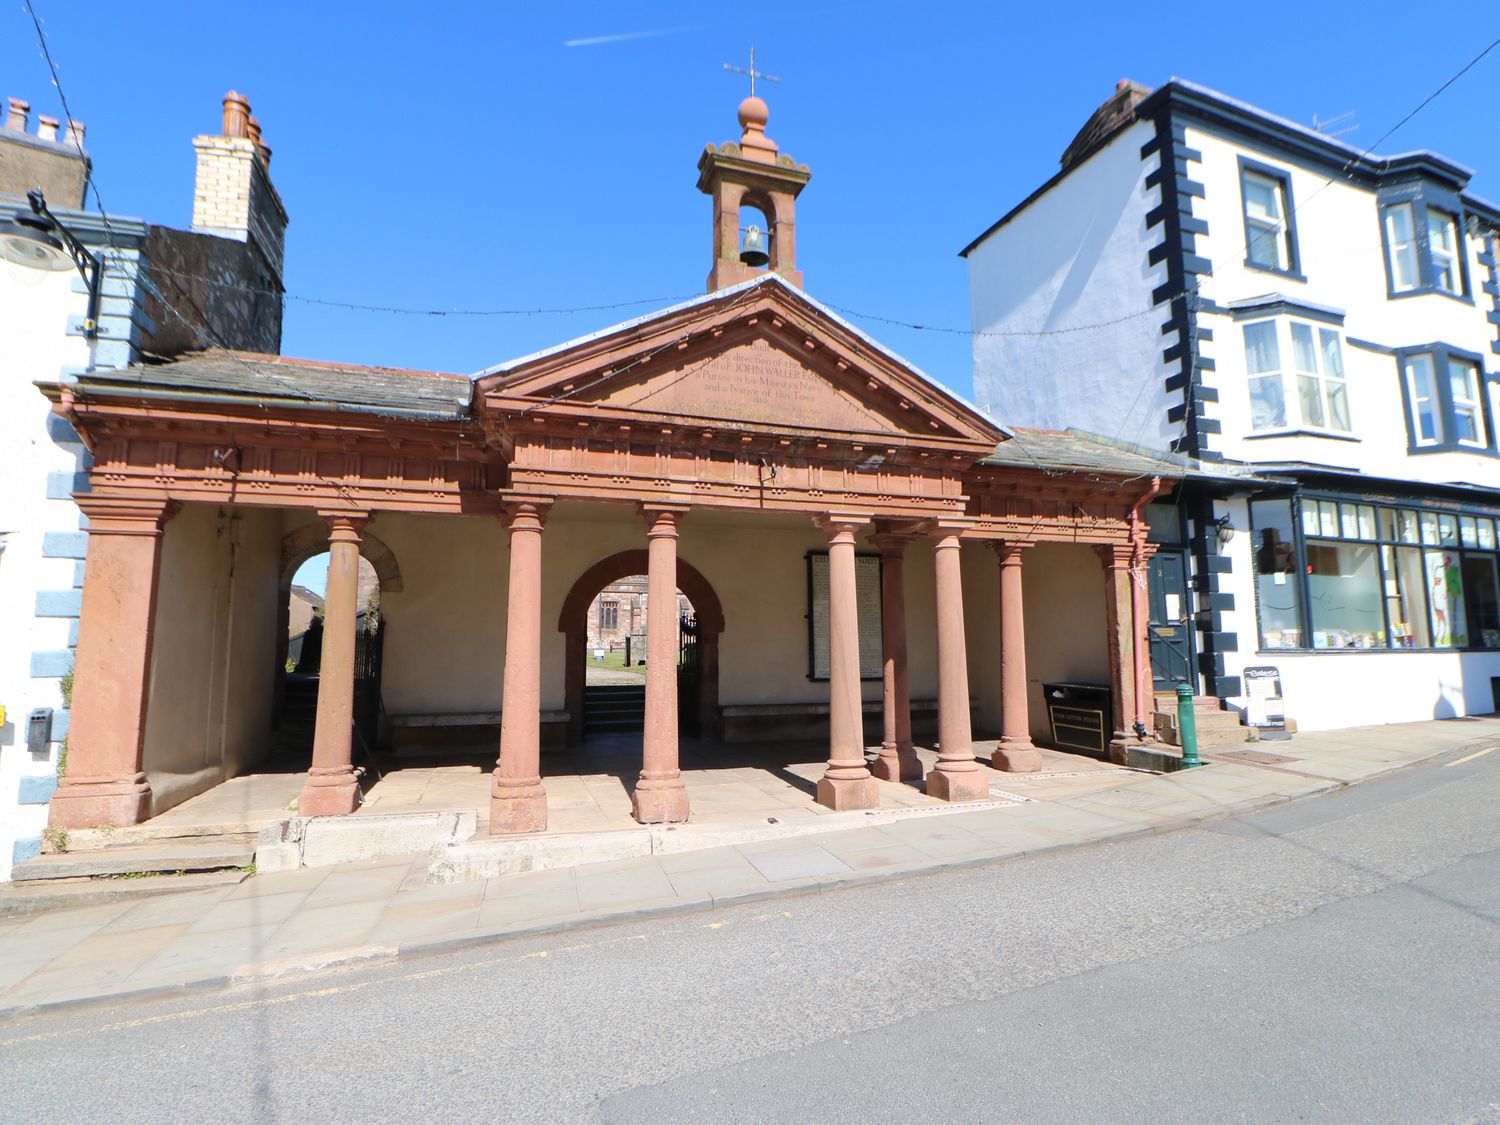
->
[1443,745,1499,768]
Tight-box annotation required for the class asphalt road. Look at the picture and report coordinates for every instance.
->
[3,745,1497,1124]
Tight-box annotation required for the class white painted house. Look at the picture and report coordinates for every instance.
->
[964,78,1500,732]
[0,92,286,878]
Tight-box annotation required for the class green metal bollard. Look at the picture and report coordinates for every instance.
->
[1176,682,1202,768]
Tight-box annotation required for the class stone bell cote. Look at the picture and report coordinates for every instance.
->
[696,96,811,293]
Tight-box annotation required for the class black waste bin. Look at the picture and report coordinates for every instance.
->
[1042,682,1112,756]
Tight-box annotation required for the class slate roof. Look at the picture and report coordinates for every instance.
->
[72,350,473,420]
[983,427,1259,484]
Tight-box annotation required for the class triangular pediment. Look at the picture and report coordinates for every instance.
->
[477,276,1004,451]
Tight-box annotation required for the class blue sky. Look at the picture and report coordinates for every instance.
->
[5,1,1497,404]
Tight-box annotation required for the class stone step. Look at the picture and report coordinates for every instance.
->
[584,719,645,733]
[586,703,646,718]
[15,837,257,881]
[585,687,646,700]
[1153,710,1259,748]
[0,870,249,918]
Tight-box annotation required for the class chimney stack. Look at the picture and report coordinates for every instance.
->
[191,90,288,283]
[0,93,89,204]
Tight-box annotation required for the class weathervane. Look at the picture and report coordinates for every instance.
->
[724,47,780,97]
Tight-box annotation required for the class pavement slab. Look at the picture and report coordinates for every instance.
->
[0,716,1493,1016]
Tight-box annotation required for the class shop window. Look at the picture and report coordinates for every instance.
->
[1307,541,1383,649]
[1383,545,1432,648]
[1251,499,1302,650]
[1463,555,1500,648]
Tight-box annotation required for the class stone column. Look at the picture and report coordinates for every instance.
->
[1132,542,1159,737]
[298,512,368,817]
[869,532,920,782]
[816,518,879,811]
[492,500,550,834]
[47,498,177,829]
[992,541,1044,773]
[926,525,988,802]
[633,506,690,824]
[1096,544,1137,757]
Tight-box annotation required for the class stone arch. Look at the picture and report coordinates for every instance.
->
[279,521,403,593]
[558,550,725,744]
[272,521,404,726]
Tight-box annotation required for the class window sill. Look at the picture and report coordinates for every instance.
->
[1243,259,1307,283]
[1406,441,1499,458]
[1387,286,1474,306]
[1243,429,1360,443]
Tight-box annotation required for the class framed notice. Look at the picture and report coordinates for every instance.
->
[1243,665,1286,730]
[806,552,883,681]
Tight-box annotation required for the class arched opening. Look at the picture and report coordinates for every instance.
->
[271,524,404,770]
[580,575,699,739]
[737,200,773,267]
[559,550,724,747]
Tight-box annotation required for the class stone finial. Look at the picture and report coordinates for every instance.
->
[36,114,59,142]
[737,95,779,164]
[222,90,251,138]
[63,118,86,148]
[5,97,29,132]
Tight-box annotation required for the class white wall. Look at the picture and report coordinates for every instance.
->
[1187,124,1500,489]
[967,120,1175,448]
[0,264,92,878]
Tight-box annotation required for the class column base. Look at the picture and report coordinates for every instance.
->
[816,774,880,811]
[490,779,548,834]
[631,782,690,825]
[871,743,923,783]
[926,767,990,803]
[991,738,1044,773]
[298,767,361,817]
[47,773,152,829]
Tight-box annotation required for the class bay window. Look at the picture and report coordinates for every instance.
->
[1427,208,1460,294]
[1384,203,1419,292]
[1448,357,1486,446]
[1403,354,1442,445]
[1378,186,1469,299]
[1241,318,1351,434]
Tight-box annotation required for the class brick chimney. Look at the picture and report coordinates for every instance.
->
[191,91,288,283]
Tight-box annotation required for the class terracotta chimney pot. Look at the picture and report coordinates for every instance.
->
[63,118,86,148]
[5,97,29,131]
[36,114,59,142]
[222,91,251,139]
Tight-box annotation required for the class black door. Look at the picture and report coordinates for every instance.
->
[677,611,701,737]
[1147,552,1195,691]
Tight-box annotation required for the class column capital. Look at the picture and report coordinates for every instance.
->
[640,503,688,538]
[317,509,369,540]
[817,512,872,543]
[1095,543,1135,570]
[992,539,1035,565]
[501,498,552,531]
[868,531,919,556]
[76,496,179,535]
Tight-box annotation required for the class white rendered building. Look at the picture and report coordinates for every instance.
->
[0,92,286,877]
[964,78,1500,732]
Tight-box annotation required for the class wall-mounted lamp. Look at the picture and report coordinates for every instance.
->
[1214,514,1235,546]
[0,189,103,338]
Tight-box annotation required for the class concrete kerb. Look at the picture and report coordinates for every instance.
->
[3,735,1490,1021]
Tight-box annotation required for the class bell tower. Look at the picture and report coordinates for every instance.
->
[697,95,811,292]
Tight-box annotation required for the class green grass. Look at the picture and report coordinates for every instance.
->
[590,651,647,671]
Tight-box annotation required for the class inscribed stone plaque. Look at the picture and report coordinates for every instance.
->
[808,553,883,680]
[598,338,892,431]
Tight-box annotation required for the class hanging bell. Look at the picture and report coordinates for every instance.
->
[739,224,770,267]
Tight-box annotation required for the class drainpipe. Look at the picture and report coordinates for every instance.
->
[1128,477,1164,740]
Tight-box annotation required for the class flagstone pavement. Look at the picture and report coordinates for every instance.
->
[1,717,1495,1017]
